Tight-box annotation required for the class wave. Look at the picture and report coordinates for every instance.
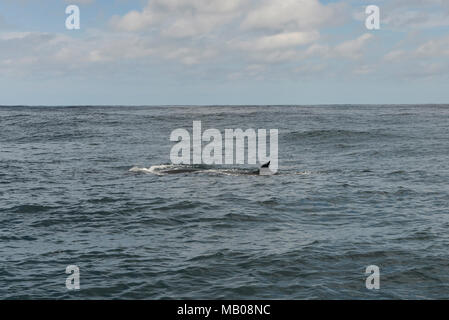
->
[283,129,393,141]
[5,204,57,214]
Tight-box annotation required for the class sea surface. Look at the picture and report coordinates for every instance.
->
[1,105,448,299]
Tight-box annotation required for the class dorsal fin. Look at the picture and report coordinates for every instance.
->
[261,161,270,168]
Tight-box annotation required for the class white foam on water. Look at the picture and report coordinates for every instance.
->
[148,164,176,174]
[203,169,240,176]
[129,165,174,175]
[295,170,312,175]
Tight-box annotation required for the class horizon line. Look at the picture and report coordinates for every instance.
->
[1,103,449,108]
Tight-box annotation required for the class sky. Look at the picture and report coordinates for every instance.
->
[0,0,448,105]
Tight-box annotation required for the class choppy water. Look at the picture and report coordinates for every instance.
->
[1,105,448,299]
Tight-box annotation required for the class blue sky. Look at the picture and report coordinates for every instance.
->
[0,0,448,105]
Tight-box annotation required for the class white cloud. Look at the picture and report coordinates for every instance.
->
[415,36,449,57]
[370,0,449,30]
[2,0,448,83]
[105,0,346,67]
[236,31,320,51]
[111,0,247,34]
[241,0,346,31]
[384,10,449,30]
[335,33,374,59]
[160,12,235,38]
[305,43,331,58]
[110,9,160,32]
[378,33,449,79]
[389,0,449,10]
[163,47,218,65]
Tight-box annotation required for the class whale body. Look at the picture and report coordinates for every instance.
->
[130,163,275,176]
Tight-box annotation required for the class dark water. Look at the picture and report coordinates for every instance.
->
[1,105,448,299]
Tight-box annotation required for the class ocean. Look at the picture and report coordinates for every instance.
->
[1,105,448,299]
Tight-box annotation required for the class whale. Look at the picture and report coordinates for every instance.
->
[258,161,274,176]
[130,163,275,176]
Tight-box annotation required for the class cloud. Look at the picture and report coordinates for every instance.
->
[389,0,449,10]
[104,0,347,67]
[110,9,160,32]
[415,35,449,57]
[236,31,320,51]
[379,32,449,79]
[160,12,236,38]
[161,46,218,65]
[384,10,449,30]
[374,0,449,30]
[383,34,449,62]
[111,0,246,34]
[241,0,347,31]
[335,33,374,59]
[383,49,407,62]
[1,0,448,84]
[0,31,154,76]
[110,0,347,39]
